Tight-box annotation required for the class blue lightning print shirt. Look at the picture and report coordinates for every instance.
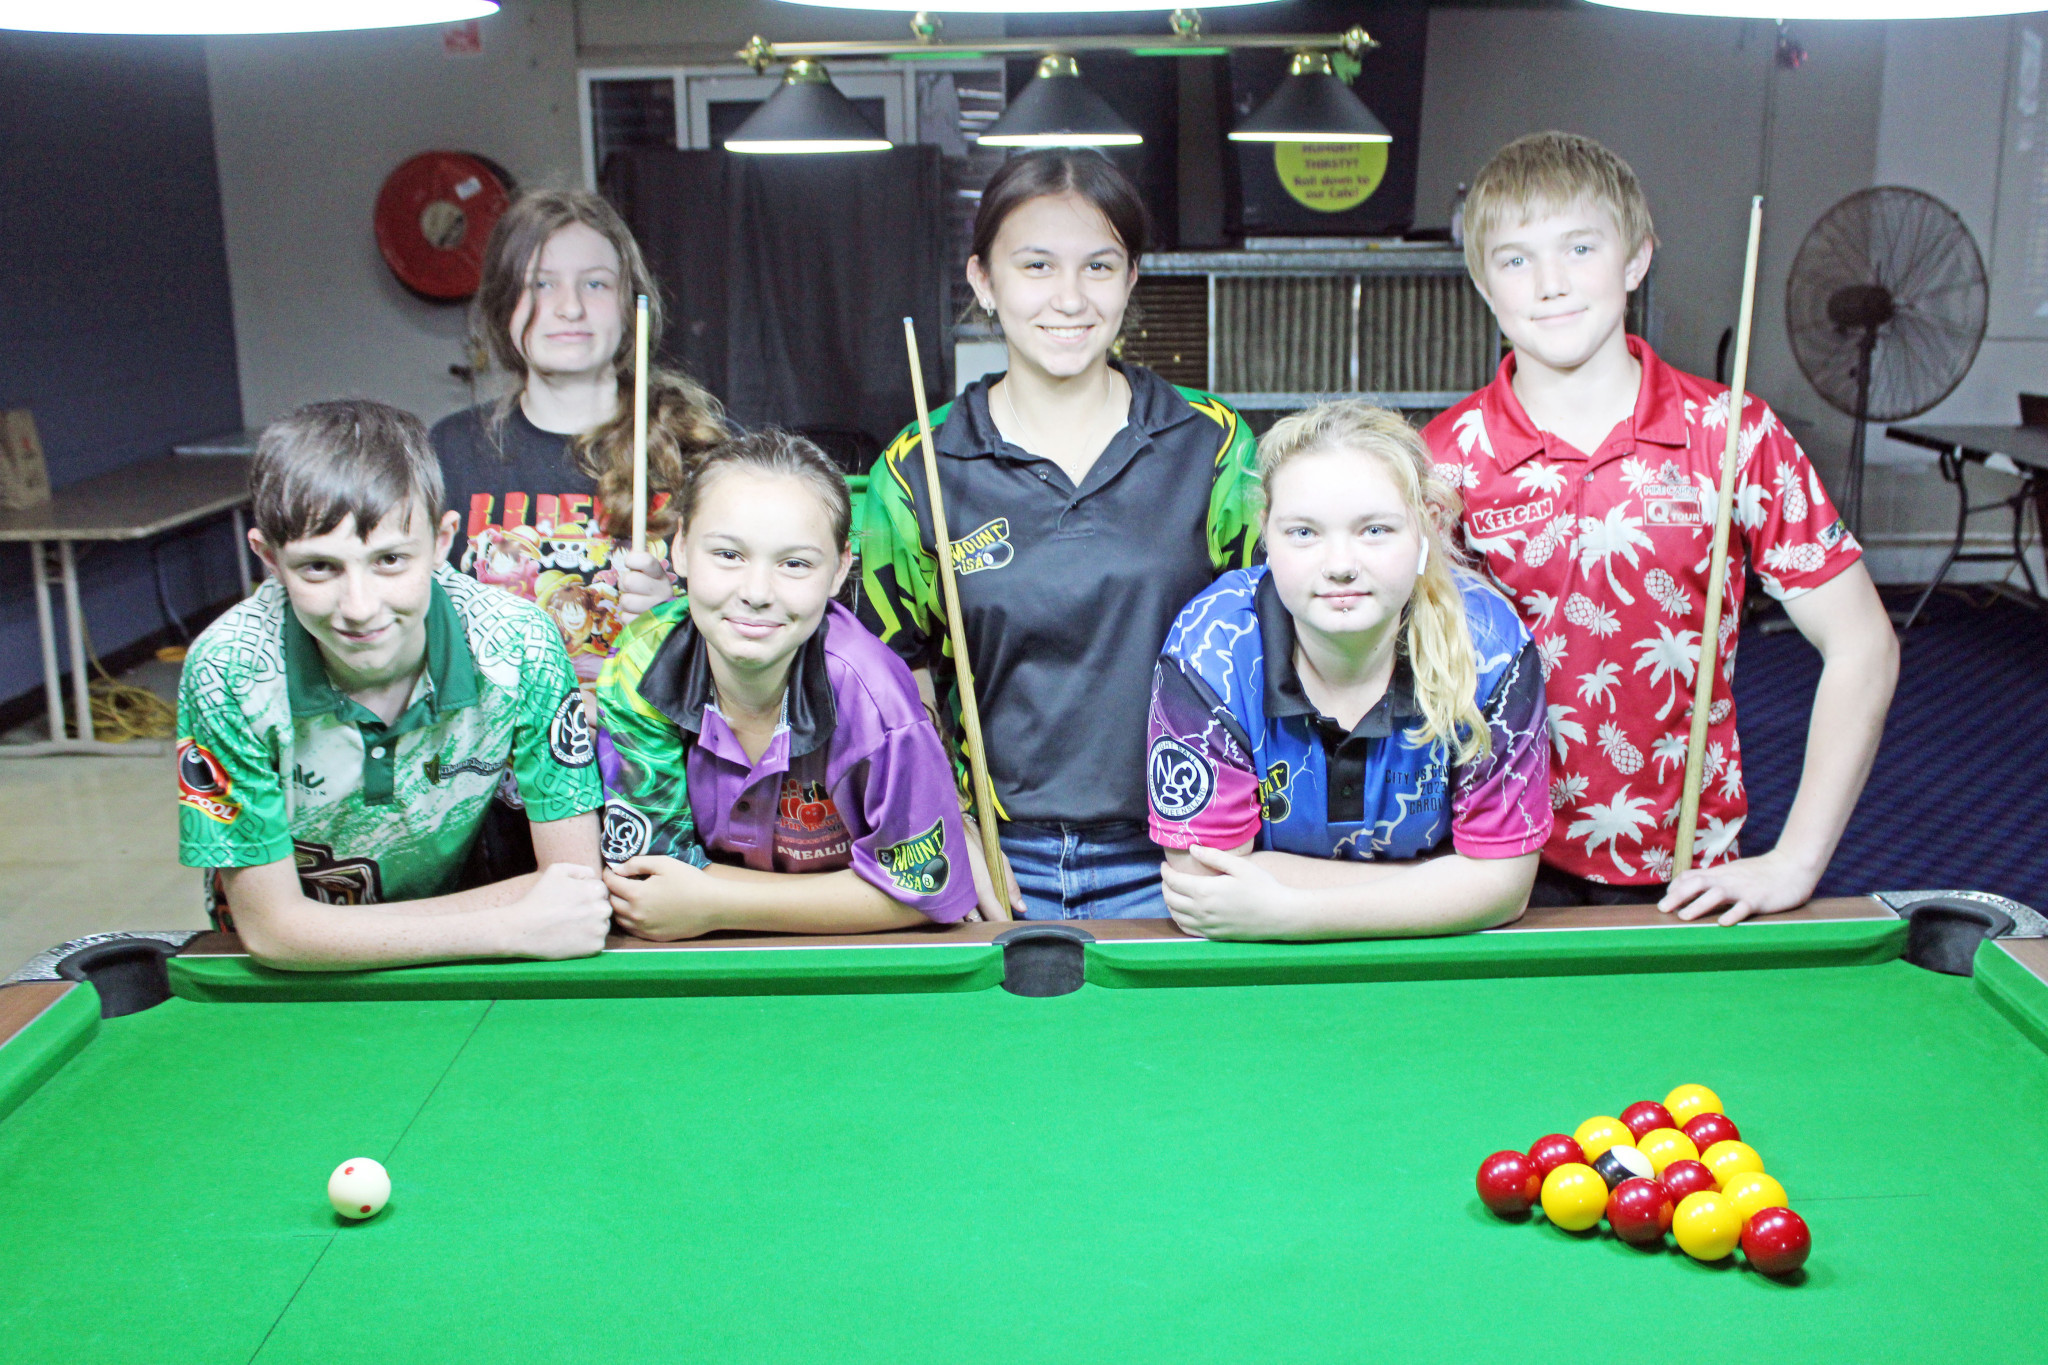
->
[1147,566,1553,862]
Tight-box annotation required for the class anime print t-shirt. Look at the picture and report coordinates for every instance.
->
[430,403,666,695]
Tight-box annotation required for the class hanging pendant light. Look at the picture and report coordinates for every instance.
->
[724,60,893,155]
[1228,51,1390,144]
[0,0,495,34]
[979,54,1142,149]
[786,0,1283,10]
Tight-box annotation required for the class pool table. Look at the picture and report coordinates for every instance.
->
[4,892,2047,1363]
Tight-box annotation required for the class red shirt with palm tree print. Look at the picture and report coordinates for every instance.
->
[1421,338,1861,885]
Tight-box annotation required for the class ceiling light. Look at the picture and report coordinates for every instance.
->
[0,0,495,34]
[979,54,1142,149]
[724,60,893,155]
[784,0,1281,10]
[1228,51,1391,144]
[1585,0,2038,15]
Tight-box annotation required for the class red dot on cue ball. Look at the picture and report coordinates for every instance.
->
[1684,1112,1741,1149]
[1661,1159,1718,1201]
[1742,1207,1811,1276]
[1527,1133,1587,1179]
[1605,1177,1675,1245]
[1476,1150,1542,1216]
[1620,1101,1676,1140]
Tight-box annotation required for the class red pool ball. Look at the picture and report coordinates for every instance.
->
[1476,1150,1542,1216]
[1527,1133,1587,1179]
[1605,1176,1675,1245]
[1620,1101,1676,1141]
[1661,1159,1718,1201]
[1683,1112,1741,1150]
[1742,1207,1811,1276]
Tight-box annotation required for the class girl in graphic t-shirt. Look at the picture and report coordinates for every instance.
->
[431,188,726,694]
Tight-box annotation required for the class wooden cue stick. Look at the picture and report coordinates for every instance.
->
[902,316,1014,920]
[631,293,650,556]
[1673,196,1765,879]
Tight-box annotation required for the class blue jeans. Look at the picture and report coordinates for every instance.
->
[999,820,1167,921]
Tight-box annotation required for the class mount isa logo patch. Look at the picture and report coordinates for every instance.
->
[177,739,239,824]
[950,518,1014,576]
[879,818,949,896]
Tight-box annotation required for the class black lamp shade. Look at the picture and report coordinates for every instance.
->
[1230,66,1391,144]
[979,56,1142,147]
[726,64,891,154]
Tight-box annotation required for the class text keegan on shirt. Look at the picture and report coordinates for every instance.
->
[1421,338,1861,885]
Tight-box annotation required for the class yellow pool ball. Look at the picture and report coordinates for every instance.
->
[1721,1171,1789,1224]
[1540,1162,1609,1231]
[1637,1127,1700,1175]
[1702,1139,1765,1188]
[1572,1116,1633,1162]
[1672,1190,1743,1260]
[1664,1083,1723,1127]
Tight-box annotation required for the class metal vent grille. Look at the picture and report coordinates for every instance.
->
[1119,276,1208,389]
[1358,274,1497,395]
[1215,277,1351,393]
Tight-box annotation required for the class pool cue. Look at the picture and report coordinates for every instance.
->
[631,293,650,556]
[1673,196,1765,880]
[903,316,1014,920]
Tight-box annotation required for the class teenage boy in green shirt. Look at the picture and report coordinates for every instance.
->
[177,399,610,970]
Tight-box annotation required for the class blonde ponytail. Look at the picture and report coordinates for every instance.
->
[1255,401,1492,767]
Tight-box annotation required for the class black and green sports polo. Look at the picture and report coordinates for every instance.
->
[858,362,1259,825]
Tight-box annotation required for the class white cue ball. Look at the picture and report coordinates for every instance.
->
[328,1158,391,1220]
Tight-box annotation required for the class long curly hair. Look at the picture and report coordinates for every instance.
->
[469,188,726,542]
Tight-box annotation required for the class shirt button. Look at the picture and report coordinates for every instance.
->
[369,746,386,759]
[737,800,750,813]
[1342,785,1357,797]
[1583,473,1595,483]
[1036,468,1049,480]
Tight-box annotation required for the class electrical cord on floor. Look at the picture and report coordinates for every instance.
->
[62,624,178,744]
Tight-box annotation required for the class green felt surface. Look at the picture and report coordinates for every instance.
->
[4,957,2048,1362]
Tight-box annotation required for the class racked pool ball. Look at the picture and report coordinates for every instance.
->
[1721,1171,1789,1224]
[1742,1206,1812,1276]
[1660,1159,1717,1202]
[1540,1163,1608,1232]
[1476,1150,1542,1216]
[1572,1115,1633,1162]
[1637,1126,1700,1175]
[1591,1143,1655,1190]
[1684,1111,1741,1150]
[327,1157,390,1220]
[1664,1083,1723,1127]
[1672,1190,1742,1261]
[1702,1139,1765,1188]
[1605,1176,1675,1246]
[1620,1100,1676,1140]
[1527,1133,1587,1179]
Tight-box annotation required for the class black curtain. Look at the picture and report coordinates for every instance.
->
[604,146,946,450]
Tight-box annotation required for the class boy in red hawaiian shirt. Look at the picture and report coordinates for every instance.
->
[1423,132,1898,924]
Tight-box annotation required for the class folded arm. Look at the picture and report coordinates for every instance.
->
[1161,841,1535,940]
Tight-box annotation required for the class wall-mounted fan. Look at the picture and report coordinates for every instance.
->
[1785,186,1988,534]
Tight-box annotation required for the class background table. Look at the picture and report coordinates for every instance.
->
[0,455,253,756]
[3,895,2046,1362]
[1883,424,2048,629]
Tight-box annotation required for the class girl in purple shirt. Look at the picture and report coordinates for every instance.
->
[596,431,987,935]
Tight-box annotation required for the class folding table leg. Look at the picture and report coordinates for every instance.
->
[58,540,93,743]
[231,506,253,597]
[29,541,64,742]
[1899,446,1970,630]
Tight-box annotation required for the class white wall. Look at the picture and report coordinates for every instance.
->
[1416,10,1887,509]
[208,2,581,425]
[1868,16,2047,583]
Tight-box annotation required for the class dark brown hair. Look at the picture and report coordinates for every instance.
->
[469,187,726,542]
[252,399,443,549]
[678,429,852,553]
[969,150,1151,271]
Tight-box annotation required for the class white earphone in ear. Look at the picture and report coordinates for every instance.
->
[1416,539,1429,577]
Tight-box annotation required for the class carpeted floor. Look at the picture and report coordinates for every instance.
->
[1734,586,2048,911]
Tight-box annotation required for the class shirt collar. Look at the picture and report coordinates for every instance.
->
[283,578,478,722]
[1480,335,1689,471]
[936,360,1200,461]
[1255,569,1420,740]
[635,601,838,759]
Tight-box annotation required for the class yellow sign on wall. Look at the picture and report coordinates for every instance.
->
[1274,142,1389,214]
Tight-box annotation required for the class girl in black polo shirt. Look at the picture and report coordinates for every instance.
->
[859,151,1261,920]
